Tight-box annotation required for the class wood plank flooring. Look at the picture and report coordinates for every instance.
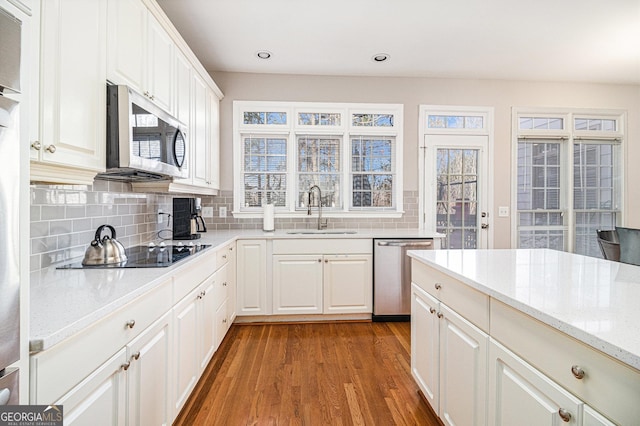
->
[174,321,440,425]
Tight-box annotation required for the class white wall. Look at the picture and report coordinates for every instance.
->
[211,71,640,248]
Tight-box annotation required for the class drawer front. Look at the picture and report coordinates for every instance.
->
[212,263,229,310]
[411,260,489,332]
[31,279,172,404]
[216,243,233,269]
[273,238,372,255]
[491,300,640,426]
[174,249,216,303]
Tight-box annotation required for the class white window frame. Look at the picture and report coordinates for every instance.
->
[511,107,626,253]
[233,101,404,218]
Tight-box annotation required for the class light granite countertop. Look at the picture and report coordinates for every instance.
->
[407,248,640,371]
[30,228,443,353]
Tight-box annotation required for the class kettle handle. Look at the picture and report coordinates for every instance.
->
[95,224,117,242]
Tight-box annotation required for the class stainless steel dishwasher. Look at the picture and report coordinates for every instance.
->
[373,239,434,321]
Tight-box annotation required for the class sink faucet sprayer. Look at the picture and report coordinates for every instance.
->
[308,185,327,230]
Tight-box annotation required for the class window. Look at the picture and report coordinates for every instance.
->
[513,109,624,257]
[233,101,403,217]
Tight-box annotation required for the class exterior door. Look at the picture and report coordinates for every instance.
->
[425,135,489,249]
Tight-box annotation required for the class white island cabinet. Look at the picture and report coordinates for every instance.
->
[409,249,640,426]
[411,268,489,425]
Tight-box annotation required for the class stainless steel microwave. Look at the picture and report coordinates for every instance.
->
[100,84,188,181]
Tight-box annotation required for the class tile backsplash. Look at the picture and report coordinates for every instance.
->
[30,181,419,271]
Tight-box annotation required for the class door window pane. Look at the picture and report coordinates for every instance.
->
[436,148,479,249]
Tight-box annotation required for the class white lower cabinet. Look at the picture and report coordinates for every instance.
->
[172,274,216,415]
[55,349,127,426]
[273,255,323,314]
[411,283,488,426]
[126,312,171,426]
[236,239,268,316]
[489,339,582,426]
[323,254,372,314]
[54,311,171,426]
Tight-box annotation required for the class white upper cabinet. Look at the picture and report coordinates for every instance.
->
[145,12,173,113]
[107,0,173,114]
[174,50,191,126]
[31,0,107,184]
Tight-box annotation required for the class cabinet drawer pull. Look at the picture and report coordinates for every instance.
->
[436,312,443,319]
[45,144,56,153]
[558,408,571,422]
[223,281,227,287]
[125,319,136,329]
[429,307,436,314]
[222,254,227,259]
[434,283,442,290]
[132,351,140,361]
[571,365,585,379]
[121,361,131,371]
[31,141,42,150]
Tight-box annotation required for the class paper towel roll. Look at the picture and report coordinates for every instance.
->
[263,203,275,232]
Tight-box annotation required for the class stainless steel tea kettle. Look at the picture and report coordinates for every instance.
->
[82,225,128,266]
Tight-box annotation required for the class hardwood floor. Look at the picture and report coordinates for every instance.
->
[174,321,440,425]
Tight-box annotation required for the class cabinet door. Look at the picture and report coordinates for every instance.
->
[237,240,268,315]
[209,89,220,190]
[106,0,146,91]
[190,73,209,187]
[174,50,191,126]
[410,284,440,413]
[127,312,171,426]
[488,340,583,426]
[55,348,127,426]
[273,255,323,314]
[226,245,237,323]
[39,0,106,172]
[438,303,488,426]
[584,405,616,426]
[172,289,199,414]
[146,12,173,113]
[215,299,229,350]
[198,276,217,372]
[323,254,372,314]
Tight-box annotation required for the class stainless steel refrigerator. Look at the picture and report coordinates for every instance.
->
[0,4,22,406]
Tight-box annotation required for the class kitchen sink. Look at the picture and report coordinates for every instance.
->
[286,230,357,234]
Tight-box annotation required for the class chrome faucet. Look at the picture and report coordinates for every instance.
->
[308,185,327,230]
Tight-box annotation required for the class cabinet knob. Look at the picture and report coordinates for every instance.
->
[121,361,131,371]
[222,254,227,259]
[31,141,42,150]
[125,319,136,329]
[318,259,322,262]
[429,307,436,314]
[223,281,227,287]
[132,351,140,361]
[222,318,227,324]
[144,91,150,97]
[325,259,328,263]
[558,408,571,423]
[434,283,442,290]
[437,312,443,319]
[570,365,585,380]
[45,144,57,153]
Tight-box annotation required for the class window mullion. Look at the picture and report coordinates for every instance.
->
[287,129,297,213]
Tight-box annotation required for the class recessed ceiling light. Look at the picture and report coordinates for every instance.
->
[372,53,390,63]
[256,51,272,60]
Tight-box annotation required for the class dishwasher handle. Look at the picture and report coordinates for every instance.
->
[377,240,432,248]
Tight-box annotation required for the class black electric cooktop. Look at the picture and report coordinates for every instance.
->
[57,243,211,269]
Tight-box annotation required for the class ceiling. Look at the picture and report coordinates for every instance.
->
[156,0,640,85]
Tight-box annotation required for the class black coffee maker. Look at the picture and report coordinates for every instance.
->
[173,197,207,240]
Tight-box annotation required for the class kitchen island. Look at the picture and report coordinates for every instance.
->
[408,248,640,425]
